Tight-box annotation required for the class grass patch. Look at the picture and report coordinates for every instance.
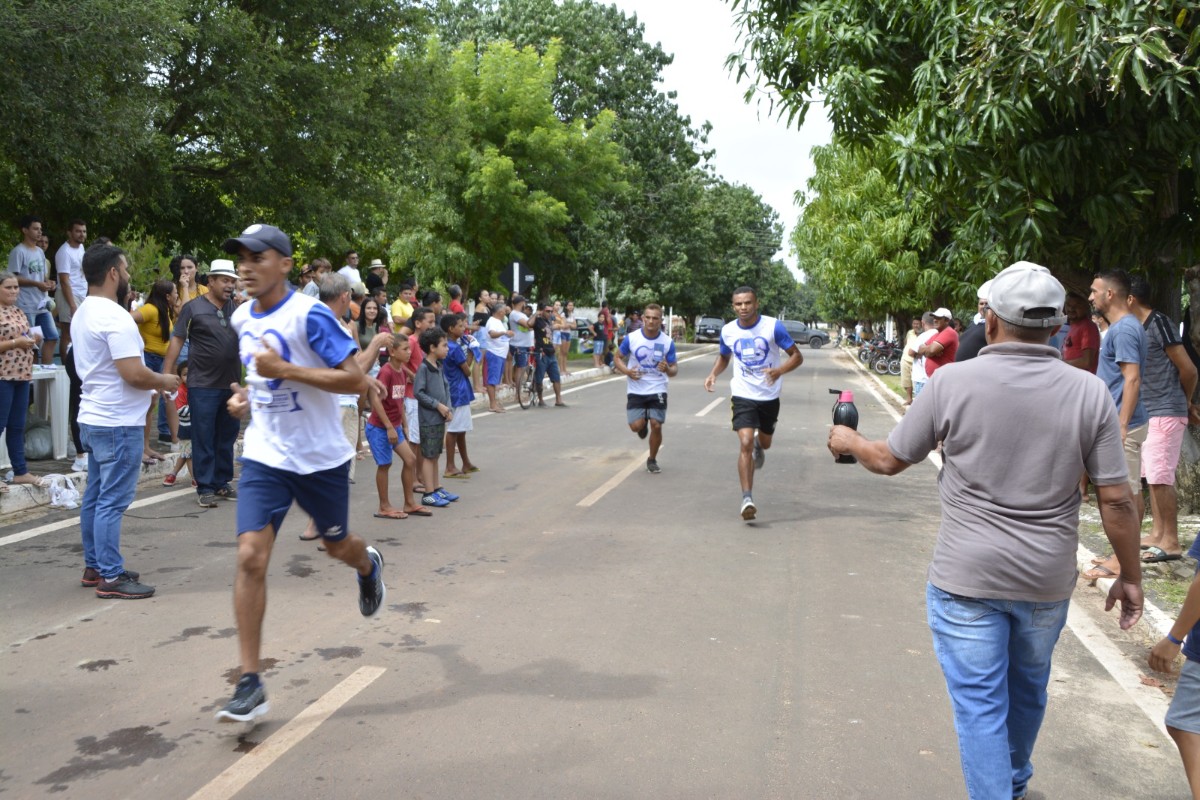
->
[1149,577,1191,608]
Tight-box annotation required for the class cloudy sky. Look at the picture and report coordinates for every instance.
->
[608,0,834,276]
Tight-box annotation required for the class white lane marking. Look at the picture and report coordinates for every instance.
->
[1066,601,1172,743]
[695,397,724,417]
[189,666,387,800]
[577,450,660,507]
[0,488,194,548]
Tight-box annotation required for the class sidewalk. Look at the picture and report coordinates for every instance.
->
[0,345,716,520]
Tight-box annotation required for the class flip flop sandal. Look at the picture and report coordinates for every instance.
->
[1082,564,1120,581]
[443,472,470,480]
[466,466,481,473]
[403,507,433,517]
[373,511,408,520]
[298,531,321,541]
[1142,546,1183,564]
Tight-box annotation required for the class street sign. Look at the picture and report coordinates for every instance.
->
[499,261,536,294]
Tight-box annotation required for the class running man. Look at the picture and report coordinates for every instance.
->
[703,286,803,520]
[216,223,386,726]
[615,303,677,473]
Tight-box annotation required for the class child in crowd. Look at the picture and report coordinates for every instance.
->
[363,336,429,519]
[440,313,478,479]
[413,327,457,508]
[1150,540,1200,797]
[162,361,194,488]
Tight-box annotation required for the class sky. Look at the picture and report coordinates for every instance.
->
[608,0,834,277]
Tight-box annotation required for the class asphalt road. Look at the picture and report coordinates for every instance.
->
[0,347,1189,798]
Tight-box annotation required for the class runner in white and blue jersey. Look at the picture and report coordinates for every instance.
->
[615,303,677,473]
[214,223,386,728]
[704,286,803,521]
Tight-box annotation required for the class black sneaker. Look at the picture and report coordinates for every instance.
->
[95,572,155,599]
[359,546,386,617]
[197,493,218,508]
[215,485,238,500]
[216,674,269,724]
[646,458,661,474]
[637,425,648,440]
[82,566,138,587]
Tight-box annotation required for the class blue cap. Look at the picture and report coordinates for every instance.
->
[221,223,292,257]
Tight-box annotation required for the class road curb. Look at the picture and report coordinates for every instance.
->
[838,344,1176,641]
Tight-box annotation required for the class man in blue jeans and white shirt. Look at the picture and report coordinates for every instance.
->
[74,243,180,598]
[828,262,1144,800]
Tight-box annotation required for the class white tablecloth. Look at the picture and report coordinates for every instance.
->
[0,366,69,470]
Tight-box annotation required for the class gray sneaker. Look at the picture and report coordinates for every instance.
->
[216,674,269,724]
[197,493,219,508]
[752,437,765,471]
[359,546,386,617]
[646,458,661,474]
[95,572,155,599]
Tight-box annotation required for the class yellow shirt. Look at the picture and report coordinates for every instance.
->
[390,298,414,325]
[135,303,171,356]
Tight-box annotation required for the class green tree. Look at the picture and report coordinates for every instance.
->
[390,37,625,296]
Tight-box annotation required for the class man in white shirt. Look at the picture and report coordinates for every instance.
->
[55,218,87,360]
[508,295,534,397]
[218,223,385,727]
[615,303,678,473]
[75,243,180,599]
[704,286,803,520]
[907,312,938,399]
[336,249,360,284]
[482,302,514,413]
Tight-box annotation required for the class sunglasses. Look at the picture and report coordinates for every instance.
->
[216,308,227,328]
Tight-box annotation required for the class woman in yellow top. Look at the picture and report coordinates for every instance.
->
[170,254,207,312]
[131,279,180,463]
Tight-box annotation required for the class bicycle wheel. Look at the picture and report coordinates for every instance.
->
[516,365,531,408]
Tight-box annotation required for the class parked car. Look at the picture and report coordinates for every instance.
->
[576,318,595,338]
[780,319,830,348]
[695,316,724,343]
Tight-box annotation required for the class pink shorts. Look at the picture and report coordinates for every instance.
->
[1141,416,1188,485]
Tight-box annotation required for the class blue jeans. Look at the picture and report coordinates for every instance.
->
[534,351,560,386]
[143,351,170,438]
[926,583,1070,800]
[0,379,30,476]
[189,386,238,495]
[80,424,143,580]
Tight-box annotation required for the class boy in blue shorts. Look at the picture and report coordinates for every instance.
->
[364,336,430,520]
[414,327,457,508]
[440,313,478,478]
[217,223,386,726]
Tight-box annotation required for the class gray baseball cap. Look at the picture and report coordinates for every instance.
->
[986,261,1067,328]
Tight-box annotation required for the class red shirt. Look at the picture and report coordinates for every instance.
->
[449,299,465,315]
[404,333,424,399]
[925,327,959,377]
[1062,319,1101,374]
[367,363,407,429]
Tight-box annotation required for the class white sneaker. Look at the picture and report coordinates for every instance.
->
[740,497,757,521]
[71,457,88,472]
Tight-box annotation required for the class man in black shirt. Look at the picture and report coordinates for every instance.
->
[955,279,992,362]
[163,261,241,507]
[532,302,566,407]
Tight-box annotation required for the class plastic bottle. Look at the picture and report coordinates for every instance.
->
[830,389,859,464]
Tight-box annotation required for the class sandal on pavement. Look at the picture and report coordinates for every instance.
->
[403,506,433,517]
[1082,563,1120,581]
[1142,546,1183,564]
[373,510,408,520]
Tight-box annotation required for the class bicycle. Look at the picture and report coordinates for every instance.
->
[515,350,539,409]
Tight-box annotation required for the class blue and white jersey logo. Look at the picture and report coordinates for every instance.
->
[733,335,771,374]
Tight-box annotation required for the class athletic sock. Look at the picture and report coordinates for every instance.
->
[742,491,753,501]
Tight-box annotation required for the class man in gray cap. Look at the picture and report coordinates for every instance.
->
[828,261,1144,800]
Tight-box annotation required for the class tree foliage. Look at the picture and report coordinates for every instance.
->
[729,0,1200,317]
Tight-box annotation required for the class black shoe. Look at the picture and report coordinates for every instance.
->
[197,493,218,508]
[359,546,386,617]
[82,566,138,587]
[95,572,155,599]
[646,458,661,474]
[637,425,648,440]
[215,485,238,500]
[216,674,269,724]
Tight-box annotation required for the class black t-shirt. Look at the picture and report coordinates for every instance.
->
[955,321,987,362]
[532,314,555,355]
[173,295,240,388]
[365,272,385,293]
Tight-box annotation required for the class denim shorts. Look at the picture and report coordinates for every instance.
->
[1167,658,1200,734]
[236,458,350,541]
